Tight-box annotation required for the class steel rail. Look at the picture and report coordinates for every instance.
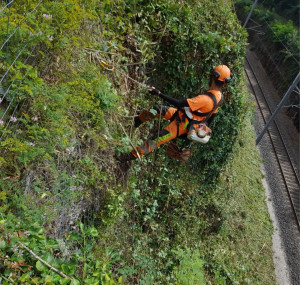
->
[244,55,300,229]
[245,57,300,185]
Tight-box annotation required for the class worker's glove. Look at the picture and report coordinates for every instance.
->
[148,87,161,95]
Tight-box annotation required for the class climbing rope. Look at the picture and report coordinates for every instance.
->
[96,55,164,158]
[97,56,149,89]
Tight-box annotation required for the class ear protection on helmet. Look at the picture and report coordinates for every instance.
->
[226,72,234,83]
[211,66,233,83]
[211,67,220,78]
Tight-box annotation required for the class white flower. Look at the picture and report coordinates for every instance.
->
[0,120,4,126]
[31,116,38,121]
[47,35,53,41]
[43,14,52,19]
[10,116,17,122]
[12,245,19,252]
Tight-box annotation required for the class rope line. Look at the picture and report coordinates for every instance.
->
[4,0,11,79]
[0,101,20,141]
[0,0,43,50]
[95,56,149,89]
[0,43,35,143]
[263,19,300,65]
[97,55,164,158]
[0,48,34,104]
[0,43,28,84]
[0,100,29,148]
[115,63,164,157]
[0,47,41,147]
[1,0,14,12]
[0,94,16,120]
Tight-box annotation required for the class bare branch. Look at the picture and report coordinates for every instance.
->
[18,241,71,280]
[118,122,141,161]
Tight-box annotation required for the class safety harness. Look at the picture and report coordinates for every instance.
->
[170,91,223,138]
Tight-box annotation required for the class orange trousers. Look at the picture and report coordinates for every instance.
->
[131,105,190,158]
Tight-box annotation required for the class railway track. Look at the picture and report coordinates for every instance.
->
[244,56,300,230]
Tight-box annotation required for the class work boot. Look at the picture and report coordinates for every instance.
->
[116,152,136,163]
[134,116,143,128]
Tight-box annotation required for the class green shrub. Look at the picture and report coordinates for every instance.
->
[173,248,206,285]
[0,213,119,284]
[0,0,275,284]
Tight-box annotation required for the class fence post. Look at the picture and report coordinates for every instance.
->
[243,0,258,28]
[256,72,300,144]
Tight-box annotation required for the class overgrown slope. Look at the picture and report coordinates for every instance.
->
[0,0,275,284]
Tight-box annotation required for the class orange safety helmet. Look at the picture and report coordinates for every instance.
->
[211,65,233,83]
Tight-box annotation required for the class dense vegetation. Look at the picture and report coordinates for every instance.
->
[235,0,299,75]
[261,0,299,26]
[0,0,275,284]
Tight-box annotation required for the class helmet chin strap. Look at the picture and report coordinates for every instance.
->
[210,79,223,91]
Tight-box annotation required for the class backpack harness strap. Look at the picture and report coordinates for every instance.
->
[169,91,223,137]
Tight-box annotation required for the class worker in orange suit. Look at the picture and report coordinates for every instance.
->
[117,65,233,162]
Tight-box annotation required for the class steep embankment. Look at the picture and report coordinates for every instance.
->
[0,0,276,284]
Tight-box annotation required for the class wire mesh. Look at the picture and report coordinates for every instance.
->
[0,0,43,50]
[0,1,43,142]
[0,1,104,237]
[0,48,34,141]
[1,0,14,12]
[0,43,28,84]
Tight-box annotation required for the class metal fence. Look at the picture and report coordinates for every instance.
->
[0,0,42,142]
[0,0,102,237]
[234,1,300,130]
